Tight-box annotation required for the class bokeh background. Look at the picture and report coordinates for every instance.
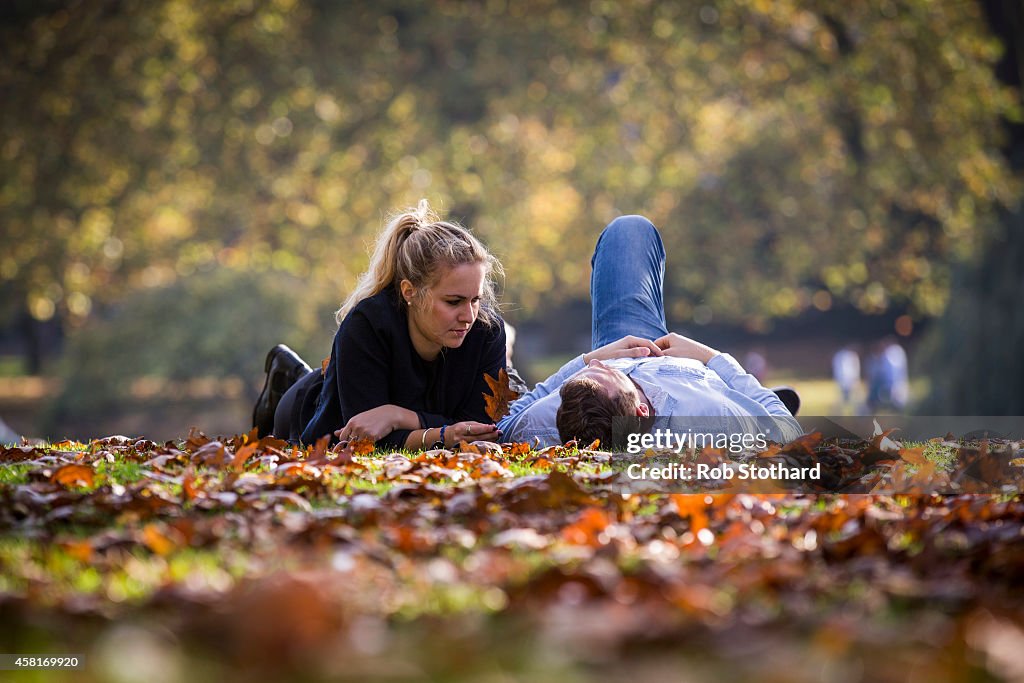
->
[1,0,1021,441]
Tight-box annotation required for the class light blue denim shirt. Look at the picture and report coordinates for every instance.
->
[497,353,802,447]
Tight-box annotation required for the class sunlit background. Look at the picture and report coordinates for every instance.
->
[1,0,1021,440]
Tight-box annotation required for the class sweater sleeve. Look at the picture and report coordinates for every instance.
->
[333,309,412,449]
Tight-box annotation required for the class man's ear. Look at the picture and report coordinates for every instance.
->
[635,402,649,418]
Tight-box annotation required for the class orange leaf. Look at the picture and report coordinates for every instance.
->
[182,468,199,501]
[671,494,709,533]
[561,507,611,546]
[899,446,928,465]
[350,438,374,456]
[141,524,178,555]
[231,443,258,472]
[482,368,521,422]
[62,539,94,563]
[51,464,94,489]
[508,442,531,456]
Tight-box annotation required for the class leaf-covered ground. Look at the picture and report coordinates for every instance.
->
[1,431,1023,682]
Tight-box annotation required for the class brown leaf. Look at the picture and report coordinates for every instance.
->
[192,440,227,466]
[50,464,95,489]
[309,435,331,462]
[482,368,521,422]
[231,443,258,472]
[781,431,823,455]
[0,444,47,463]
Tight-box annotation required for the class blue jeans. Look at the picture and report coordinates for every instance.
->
[590,215,669,349]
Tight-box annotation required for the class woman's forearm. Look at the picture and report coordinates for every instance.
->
[403,426,440,450]
[388,404,421,431]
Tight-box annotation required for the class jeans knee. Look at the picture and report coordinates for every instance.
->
[598,215,662,251]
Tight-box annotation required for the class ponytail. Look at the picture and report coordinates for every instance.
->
[335,200,503,326]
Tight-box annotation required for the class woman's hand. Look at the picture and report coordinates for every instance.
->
[446,421,502,445]
[335,405,406,443]
[653,333,719,364]
[583,335,663,364]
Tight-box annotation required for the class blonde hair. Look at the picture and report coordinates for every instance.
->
[335,200,502,326]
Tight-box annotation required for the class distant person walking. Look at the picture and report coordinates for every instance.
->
[866,338,909,413]
[832,345,860,413]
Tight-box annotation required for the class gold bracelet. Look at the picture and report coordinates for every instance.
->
[420,428,431,449]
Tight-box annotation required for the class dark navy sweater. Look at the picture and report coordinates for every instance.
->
[298,288,506,448]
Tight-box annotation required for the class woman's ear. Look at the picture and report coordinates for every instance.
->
[399,279,415,306]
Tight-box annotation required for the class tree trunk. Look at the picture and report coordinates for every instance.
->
[919,0,1023,414]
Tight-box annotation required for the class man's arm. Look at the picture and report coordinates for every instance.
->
[656,333,801,439]
[653,332,719,364]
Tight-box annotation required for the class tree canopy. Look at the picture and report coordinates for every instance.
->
[1,0,1019,340]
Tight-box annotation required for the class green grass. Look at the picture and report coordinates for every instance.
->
[0,537,258,605]
[0,463,33,485]
[0,354,26,377]
[0,455,152,489]
[764,376,931,416]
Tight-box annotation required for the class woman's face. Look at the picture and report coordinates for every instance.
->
[402,262,486,359]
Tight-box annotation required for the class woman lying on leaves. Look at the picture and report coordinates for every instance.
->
[252,200,508,450]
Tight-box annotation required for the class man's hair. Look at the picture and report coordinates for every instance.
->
[556,377,639,447]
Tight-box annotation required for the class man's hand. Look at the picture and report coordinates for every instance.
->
[584,335,664,364]
[654,333,719,364]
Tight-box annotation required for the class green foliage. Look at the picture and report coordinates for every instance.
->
[45,267,328,424]
[0,0,1019,336]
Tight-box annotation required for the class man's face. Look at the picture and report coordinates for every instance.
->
[573,359,641,409]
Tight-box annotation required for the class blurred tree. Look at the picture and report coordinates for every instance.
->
[918,0,1023,414]
[44,267,327,431]
[0,0,1018,371]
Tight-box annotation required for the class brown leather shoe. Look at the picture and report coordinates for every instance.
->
[252,344,313,437]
